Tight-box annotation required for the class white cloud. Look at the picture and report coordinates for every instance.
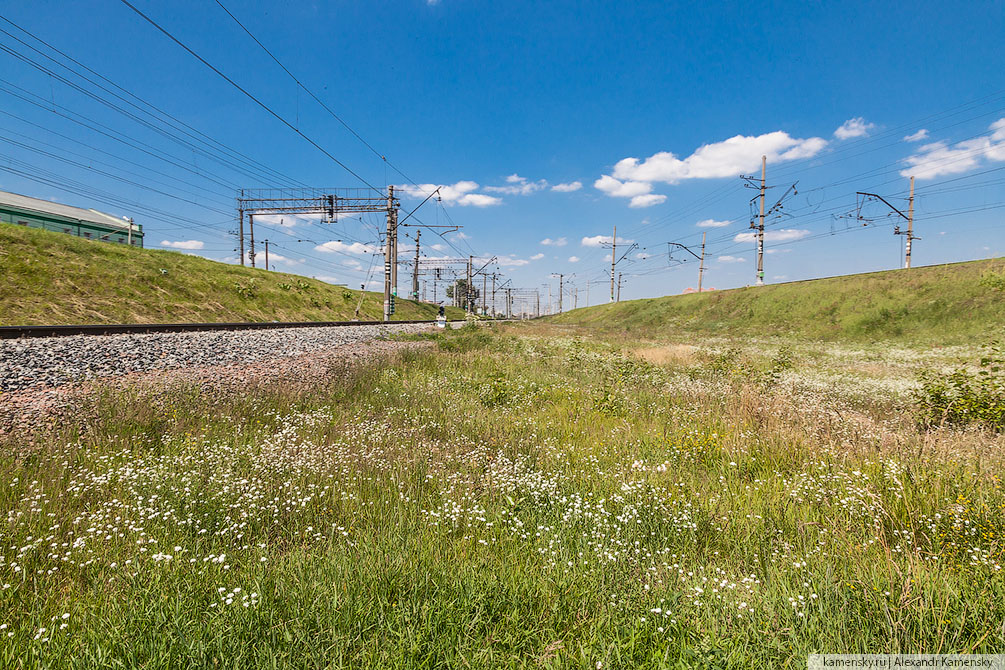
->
[253,213,323,228]
[396,181,502,207]
[484,174,548,195]
[530,253,545,260]
[315,275,343,284]
[718,255,746,263]
[314,240,378,255]
[581,234,634,248]
[765,248,793,254]
[453,231,470,240]
[495,255,530,267]
[594,175,653,197]
[430,243,447,252]
[901,118,1005,179]
[540,237,567,247]
[733,229,810,243]
[160,239,204,250]
[568,256,580,263]
[605,130,828,187]
[593,174,667,205]
[265,253,304,265]
[834,117,875,140]
[903,129,929,142]
[696,218,731,228]
[551,181,583,192]
[628,193,667,208]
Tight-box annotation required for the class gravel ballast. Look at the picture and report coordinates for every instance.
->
[0,323,434,392]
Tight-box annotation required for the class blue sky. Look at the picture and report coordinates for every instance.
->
[1,0,1003,309]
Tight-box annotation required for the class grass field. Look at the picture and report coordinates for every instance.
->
[2,323,1003,668]
[550,258,1005,344]
[0,224,462,324]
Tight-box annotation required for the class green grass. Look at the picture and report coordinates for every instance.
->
[550,258,1005,344]
[3,324,1003,667]
[0,224,463,324]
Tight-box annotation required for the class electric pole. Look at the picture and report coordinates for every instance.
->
[617,272,623,302]
[535,289,540,317]
[574,287,578,310]
[264,239,269,270]
[492,273,497,317]
[248,213,256,268]
[482,271,487,315]
[466,256,473,314]
[698,231,706,292]
[551,273,564,313]
[905,175,915,268]
[856,175,920,271]
[412,229,420,300]
[611,224,617,302]
[391,206,398,301]
[238,191,245,266]
[756,155,766,286]
[384,185,394,322]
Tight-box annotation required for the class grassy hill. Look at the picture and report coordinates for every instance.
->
[550,258,1005,343]
[0,224,463,325]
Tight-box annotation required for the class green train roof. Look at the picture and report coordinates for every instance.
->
[0,189,138,232]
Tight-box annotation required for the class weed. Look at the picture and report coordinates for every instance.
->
[914,341,1005,432]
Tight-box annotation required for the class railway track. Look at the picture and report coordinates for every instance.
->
[0,319,447,339]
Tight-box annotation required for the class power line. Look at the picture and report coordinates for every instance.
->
[116,0,380,192]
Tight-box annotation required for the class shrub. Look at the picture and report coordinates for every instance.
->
[980,270,1005,291]
[914,341,1005,432]
[233,280,257,299]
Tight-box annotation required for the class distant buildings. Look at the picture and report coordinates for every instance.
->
[0,190,142,247]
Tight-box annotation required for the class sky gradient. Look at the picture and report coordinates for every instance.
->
[1,0,1003,308]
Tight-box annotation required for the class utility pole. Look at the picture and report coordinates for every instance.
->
[574,287,578,310]
[482,271,487,315]
[264,239,269,270]
[412,229,420,300]
[547,282,552,315]
[492,274,497,317]
[248,213,256,268]
[384,185,394,322]
[391,207,398,302]
[551,273,564,313]
[127,217,133,246]
[617,272,623,302]
[756,155,766,286]
[698,231,706,292]
[238,191,245,266]
[535,289,540,318]
[466,256,473,314]
[905,175,915,268]
[610,224,617,302]
[856,176,920,271]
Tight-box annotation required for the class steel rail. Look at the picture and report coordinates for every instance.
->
[0,319,445,340]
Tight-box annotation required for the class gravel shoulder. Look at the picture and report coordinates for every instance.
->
[0,323,437,438]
